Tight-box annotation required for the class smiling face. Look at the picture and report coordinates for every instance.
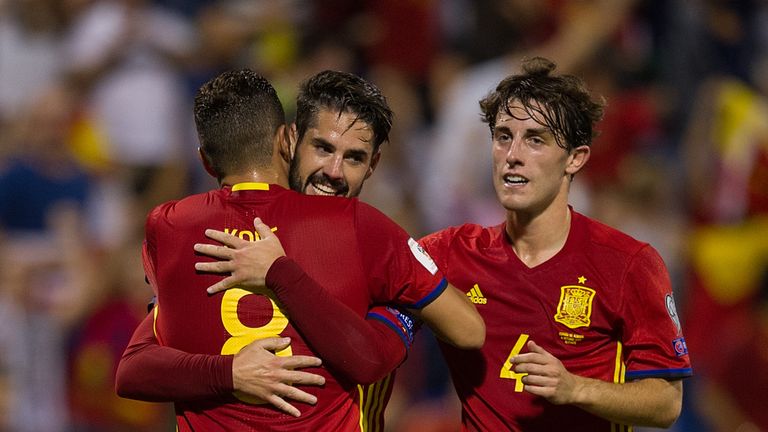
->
[288,109,380,197]
[491,101,589,217]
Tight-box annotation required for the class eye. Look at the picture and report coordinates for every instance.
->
[344,153,366,165]
[314,143,333,154]
[494,132,511,143]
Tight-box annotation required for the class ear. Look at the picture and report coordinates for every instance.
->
[364,150,381,180]
[279,123,297,165]
[565,145,590,176]
[198,147,218,179]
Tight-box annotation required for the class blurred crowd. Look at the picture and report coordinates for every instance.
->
[1,0,767,431]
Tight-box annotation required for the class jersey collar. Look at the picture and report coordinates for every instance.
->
[231,182,270,191]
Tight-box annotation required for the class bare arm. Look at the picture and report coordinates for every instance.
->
[512,340,683,428]
[409,283,485,350]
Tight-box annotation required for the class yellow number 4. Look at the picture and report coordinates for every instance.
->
[499,333,529,392]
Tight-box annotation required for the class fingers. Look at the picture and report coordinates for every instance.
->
[194,242,233,260]
[252,337,292,352]
[275,384,319,405]
[206,275,238,294]
[281,355,323,370]
[282,370,325,387]
[253,217,274,240]
[204,228,246,248]
[527,340,549,355]
[195,258,233,273]
[265,395,302,418]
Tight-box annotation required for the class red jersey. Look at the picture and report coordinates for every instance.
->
[419,209,692,432]
[144,183,446,431]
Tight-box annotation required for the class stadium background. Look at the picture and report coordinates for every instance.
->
[1,0,767,430]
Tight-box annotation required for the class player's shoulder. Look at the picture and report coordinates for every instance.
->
[146,189,224,227]
[422,222,503,248]
[576,210,649,256]
[272,187,358,212]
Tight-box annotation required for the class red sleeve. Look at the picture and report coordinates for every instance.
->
[115,312,234,401]
[620,245,693,380]
[142,207,161,297]
[418,226,457,271]
[354,202,446,308]
[266,257,410,384]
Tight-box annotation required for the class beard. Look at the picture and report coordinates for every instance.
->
[288,150,304,193]
[288,150,350,196]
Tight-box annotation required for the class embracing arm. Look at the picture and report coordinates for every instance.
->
[512,340,683,428]
[115,308,325,417]
[198,218,415,384]
[266,258,412,383]
[115,312,233,401]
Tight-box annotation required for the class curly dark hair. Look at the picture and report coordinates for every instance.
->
[479,57,605,151]
[194,69,285,179]
[295,70,393,153]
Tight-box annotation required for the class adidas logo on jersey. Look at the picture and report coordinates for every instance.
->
[466,284,487,305]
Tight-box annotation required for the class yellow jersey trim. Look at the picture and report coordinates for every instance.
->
[611,342,631,432]
[232,182,270,191]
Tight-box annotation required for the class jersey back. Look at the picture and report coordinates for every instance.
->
[145,183,445,431]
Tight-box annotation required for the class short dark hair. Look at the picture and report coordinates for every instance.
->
[479,57,604,151]
[194,69,285,178]
[295,70,393,153]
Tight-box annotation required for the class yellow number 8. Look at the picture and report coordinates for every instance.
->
[220,287,292,403]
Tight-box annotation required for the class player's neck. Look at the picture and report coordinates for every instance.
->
[220,167,288,188]
[504,201,571,268]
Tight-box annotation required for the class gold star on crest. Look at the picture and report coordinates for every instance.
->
[578,276,587,284]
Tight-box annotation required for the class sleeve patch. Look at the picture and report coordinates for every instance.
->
[367,307,420,348]
[665,294,682,333]
[408,237,438,275]
[672,337,688,357]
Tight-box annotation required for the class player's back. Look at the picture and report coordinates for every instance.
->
[145,183,436,431]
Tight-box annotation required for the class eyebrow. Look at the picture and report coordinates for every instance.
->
[493,125,552,136]
[312,137,371,159]
[312,137,335,149]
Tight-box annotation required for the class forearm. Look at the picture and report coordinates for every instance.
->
[572,377,683,428]
[266,257,407,384]
[115,313,233,401]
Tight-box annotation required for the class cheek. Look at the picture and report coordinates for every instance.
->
[346,167,368,186]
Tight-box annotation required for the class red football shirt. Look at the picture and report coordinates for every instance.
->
[419,209,692,432]
[144,183,446,431]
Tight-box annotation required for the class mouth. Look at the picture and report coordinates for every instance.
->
[306,176,348,196]
[503,174,529,187]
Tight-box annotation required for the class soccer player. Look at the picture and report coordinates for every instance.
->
[117,69,483,431]
[117,70,426,429]
[195,57,694,431]
[414,57,692,430]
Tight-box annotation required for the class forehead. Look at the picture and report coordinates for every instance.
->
[305,109,375,153]
[495,102,547,128]
[496,99,549,129]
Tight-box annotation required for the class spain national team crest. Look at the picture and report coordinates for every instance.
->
[554,284,596,329]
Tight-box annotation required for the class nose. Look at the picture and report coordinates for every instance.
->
[324,155,344,179]
[504,138,523,167]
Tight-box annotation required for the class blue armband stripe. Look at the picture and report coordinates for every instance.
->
[368,313,411,349]
[625,367,693,380]
[409,278,448,309]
